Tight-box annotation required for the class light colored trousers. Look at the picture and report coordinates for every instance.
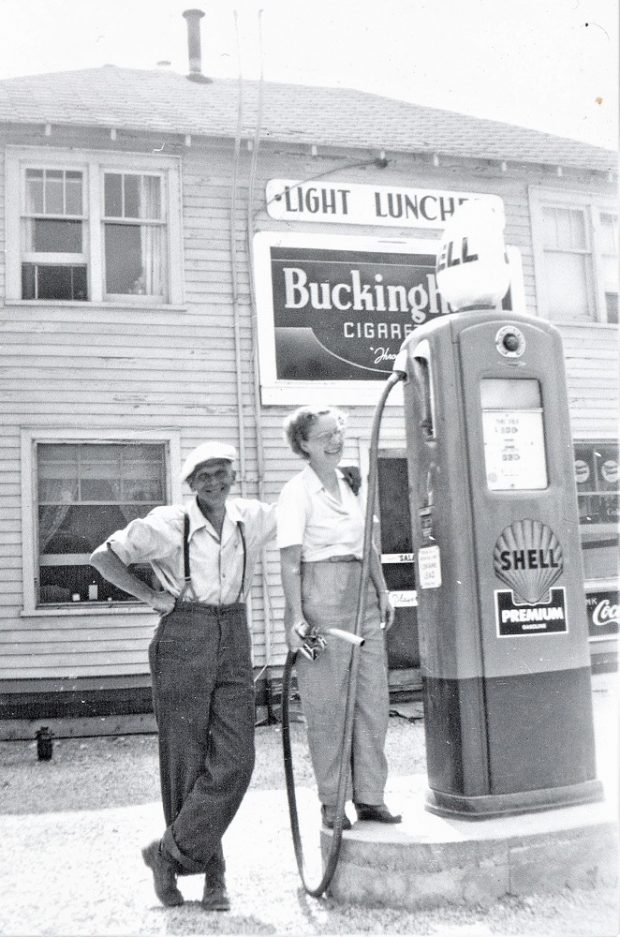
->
[296,558,389,806]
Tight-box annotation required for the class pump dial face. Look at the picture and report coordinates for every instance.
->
[495,325,526,358]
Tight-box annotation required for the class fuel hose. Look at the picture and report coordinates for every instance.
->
[281,368,407,897]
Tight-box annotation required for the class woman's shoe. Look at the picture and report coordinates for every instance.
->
[321,804,352,830]
[354,803,402,823]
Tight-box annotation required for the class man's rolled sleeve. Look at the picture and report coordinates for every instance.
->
[106,512,177,567]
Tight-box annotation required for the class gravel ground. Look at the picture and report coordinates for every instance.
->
[0,675,617,937]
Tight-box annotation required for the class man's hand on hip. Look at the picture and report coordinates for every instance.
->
[150,592,176,616]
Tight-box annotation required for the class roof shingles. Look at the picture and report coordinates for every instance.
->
[0,66,614,172]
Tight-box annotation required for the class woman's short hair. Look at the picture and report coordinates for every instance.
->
[283,406,347,459]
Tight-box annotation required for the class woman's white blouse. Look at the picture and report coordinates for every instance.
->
[277,464,365,561]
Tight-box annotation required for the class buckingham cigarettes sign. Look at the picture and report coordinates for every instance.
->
[253,232,525,403]
[266,180,503,229]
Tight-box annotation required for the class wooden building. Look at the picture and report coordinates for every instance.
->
[0,37,617,727]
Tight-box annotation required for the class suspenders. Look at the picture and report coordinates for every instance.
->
[182,512,247,603]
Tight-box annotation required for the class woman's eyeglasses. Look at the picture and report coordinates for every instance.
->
[307,428,344,443]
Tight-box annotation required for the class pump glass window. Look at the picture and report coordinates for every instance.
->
[36,443,166,605]
[481,379,548,490]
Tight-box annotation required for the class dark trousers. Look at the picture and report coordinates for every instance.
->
[148,601,255,875]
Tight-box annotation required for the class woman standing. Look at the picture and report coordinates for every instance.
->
[278,405,401,830]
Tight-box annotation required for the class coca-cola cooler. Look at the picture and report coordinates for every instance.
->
[575,442,619,671]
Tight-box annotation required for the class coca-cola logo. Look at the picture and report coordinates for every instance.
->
[574,459,590,484]
[592,598,619,628]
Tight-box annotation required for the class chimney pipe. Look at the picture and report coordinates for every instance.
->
[183,9,212,83]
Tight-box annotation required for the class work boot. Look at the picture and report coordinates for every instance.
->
[354,802,402,824]
[141,840,184,907]
[201,851,230,912]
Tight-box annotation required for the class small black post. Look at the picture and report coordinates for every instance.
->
[36,726,54,761]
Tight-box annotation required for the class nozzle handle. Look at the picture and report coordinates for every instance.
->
[326,628,365,647]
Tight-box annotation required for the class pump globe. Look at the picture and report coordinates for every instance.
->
[436,199,511,312]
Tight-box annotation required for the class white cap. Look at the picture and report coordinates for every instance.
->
[181,442,237,482]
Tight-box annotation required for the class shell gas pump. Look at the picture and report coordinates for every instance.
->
[395,201,603,818]
[282,200,604,900]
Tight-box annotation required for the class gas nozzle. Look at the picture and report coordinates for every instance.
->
[325,628,365,647]
[296,622,364,660]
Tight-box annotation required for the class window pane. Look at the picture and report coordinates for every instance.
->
[542,207,586,250]
[38,477,79,502]
[544,252,590,320]
[121,478,164,501]
[81,459,119,479]
[569,210,586,249]
[37,443,167,604]
[26,169,44,213]
[30,264,87,300]
[125,444,163,461]
[105,223,164,295]
[124,174,140,217]
[602,255,619,293]
[542,207,558,247]
[39,557,156,604]
[104,173,162,220]
[65,172,83,215]
[81,443,123,462]
[105,224,142,292]
[104,173,123,217]
[599,214,618,253]
[30,219,82,252]
[81,479,122,500]
[143,176,161,219]
[42,444,78,461]
[27,264,86,300]
[21,263,35,299]
[605,292,618,324]
[45,170,64,214]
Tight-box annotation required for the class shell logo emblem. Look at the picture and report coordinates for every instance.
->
[493,519,563,605]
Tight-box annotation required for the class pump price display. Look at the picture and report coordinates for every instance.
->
[481,379,548,491]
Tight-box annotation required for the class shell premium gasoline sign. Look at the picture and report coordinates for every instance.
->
[493,519,568,637]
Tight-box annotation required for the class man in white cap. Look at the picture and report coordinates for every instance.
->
[90,442,276,911]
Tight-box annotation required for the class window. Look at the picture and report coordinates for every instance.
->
[103,173,166,299]
[36,442,167,606]
[530,188,618,324]
[6,148,182,304]
[599,213,619,324]
[574,442,619,527]
[541,206,592,320]
[21,168,87,300]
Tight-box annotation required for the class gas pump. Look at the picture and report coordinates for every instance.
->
[396,200,603,817]
[282,199,603,899]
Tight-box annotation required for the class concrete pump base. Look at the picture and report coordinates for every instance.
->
[321,789,618,910]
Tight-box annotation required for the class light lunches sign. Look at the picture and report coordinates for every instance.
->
[266,179,503,229]
[253,231,526,405]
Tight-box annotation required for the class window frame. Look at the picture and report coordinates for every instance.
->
[529,186,618,325]
[20,428,182,616]
[6,147,183,306]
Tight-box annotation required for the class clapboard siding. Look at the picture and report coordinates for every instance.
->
[559,324,619,438]
[0,129,616,691]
